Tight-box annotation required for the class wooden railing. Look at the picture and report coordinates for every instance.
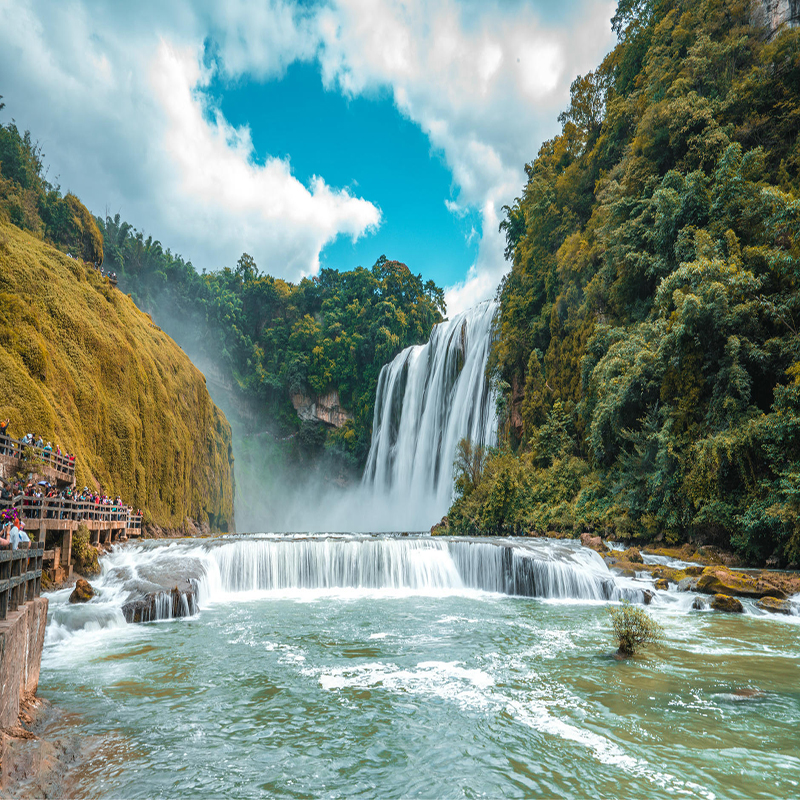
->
[0,433,75,481]
[0,494,142,530]
[0,543,44,621]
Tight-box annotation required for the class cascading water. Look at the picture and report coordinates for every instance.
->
[361,300,498,530]
[46,536,647,642]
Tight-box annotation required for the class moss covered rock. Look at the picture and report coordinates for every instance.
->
[696,567,786,600]
[756,597,793,615]
[69,578,95,603]
[0,223,234,531]
[654,578,670,591]
[710,594,744,613]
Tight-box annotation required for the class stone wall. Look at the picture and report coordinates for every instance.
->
[0,598,48,729]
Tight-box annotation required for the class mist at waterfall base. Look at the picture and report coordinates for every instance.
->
[41,535,800,799]
[231,301,498,533]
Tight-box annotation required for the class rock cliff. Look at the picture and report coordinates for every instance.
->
[0,222,235,531]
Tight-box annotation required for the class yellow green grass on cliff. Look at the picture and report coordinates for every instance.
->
[0,220,234,531]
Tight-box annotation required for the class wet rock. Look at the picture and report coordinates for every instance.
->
[654,578,670,591]
[678,577,699,592]
[68,579,95,604]
[691,596,707,610]
[122,584,196,623]
[710,593,744,613]
[696,567,786,600]
[642,590,654,605]
[756,596,793,615]
[431,516,450,536]
[580,533,608,553]
[622,547,643,563]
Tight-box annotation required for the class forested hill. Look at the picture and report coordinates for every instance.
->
[100,217,445,470]
[0,113,234,531]
[448,0,800,566]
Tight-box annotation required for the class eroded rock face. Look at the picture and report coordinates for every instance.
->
[711,594,744,613]
[756,596,793,615]
[696,567,786,600]
[122,583,197,623]
[291,390,352,428]
[68,579,95,604]
[580,533,608,553]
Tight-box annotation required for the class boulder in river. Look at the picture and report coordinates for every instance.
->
[654,578,670,591]
[122,583,197,623]
[69,578,95,604]
[710,594,744,613]
[622,547,643,563]
[755,597,793,615]
[678,577,699,592]
[696,567,786,600]
[691,596,707,610]
[580,533,607,553]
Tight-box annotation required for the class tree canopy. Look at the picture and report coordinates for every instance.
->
[450,0,800,566]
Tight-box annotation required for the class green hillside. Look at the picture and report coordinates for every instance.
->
[0,221,235,531]
[448,0,800,566]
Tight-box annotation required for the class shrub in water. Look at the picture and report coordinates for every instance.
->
[608,601,663,657]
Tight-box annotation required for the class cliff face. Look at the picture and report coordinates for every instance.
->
[0,222,235,531]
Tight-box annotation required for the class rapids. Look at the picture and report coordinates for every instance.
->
[40,535,800,800]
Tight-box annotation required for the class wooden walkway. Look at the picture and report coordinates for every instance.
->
[0,433,75,484]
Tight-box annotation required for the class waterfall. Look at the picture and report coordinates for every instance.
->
[361,301,498,530]
[45,537,648,638]
[195,538,639,602]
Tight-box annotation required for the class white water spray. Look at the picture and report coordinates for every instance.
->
[361,300,498,529]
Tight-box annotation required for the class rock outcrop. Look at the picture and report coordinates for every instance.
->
[711,594,744,613]
[696,567,786,599]
[68,579,94,604]
[580,533,608,553]
[756,596,794,615]
[122,584,197,623]
[291,390,352,428]
[753,0,800,37]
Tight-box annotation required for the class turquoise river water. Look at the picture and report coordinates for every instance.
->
[38,535,800,799]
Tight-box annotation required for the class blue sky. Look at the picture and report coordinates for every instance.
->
[209,61,481,285]
[0,0,617,311]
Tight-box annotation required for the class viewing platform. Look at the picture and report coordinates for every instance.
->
[1,496,143,582]
[0,433,76,485]
[0,544,44,621]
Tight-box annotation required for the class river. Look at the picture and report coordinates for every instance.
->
[39,535,800,799]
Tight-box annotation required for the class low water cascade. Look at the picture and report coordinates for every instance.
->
[47,537,645,637]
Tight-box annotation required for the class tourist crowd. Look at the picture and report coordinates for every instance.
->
[0,508,31,550]
[0,419,75,465]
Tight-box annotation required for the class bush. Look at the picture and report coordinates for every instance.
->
[71,523,100,576]
[608,601,663,657]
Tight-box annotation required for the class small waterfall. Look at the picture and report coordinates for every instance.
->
[193,537,644,603]
[361,301,498,530]
[46,537,647,641]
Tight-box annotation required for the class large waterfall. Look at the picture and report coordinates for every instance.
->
[361,301,498,530]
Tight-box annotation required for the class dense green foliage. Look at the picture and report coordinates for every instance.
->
[100,216,445,466]
[449,0,800,565]
[0,114,103,264]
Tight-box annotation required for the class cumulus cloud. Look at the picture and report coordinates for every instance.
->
[0,0,616,297]
[0,0,380,277]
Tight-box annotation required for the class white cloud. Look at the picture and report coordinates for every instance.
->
[0,0,617,298]
[0,0,380,278]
